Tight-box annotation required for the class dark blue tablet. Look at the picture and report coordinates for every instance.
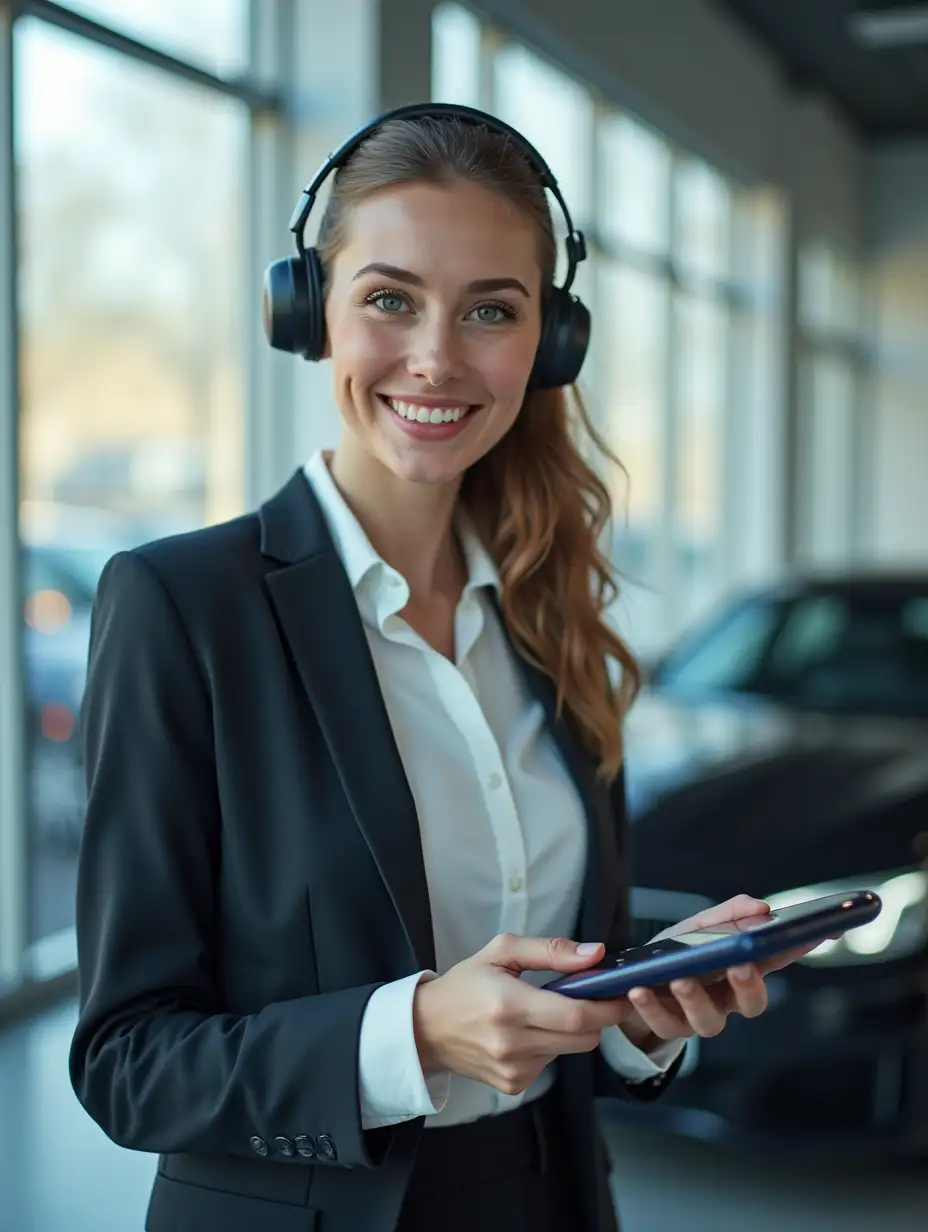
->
[543,890,882,1000]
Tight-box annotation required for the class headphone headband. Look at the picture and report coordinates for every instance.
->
[287,102,586,294]
[262,101,592,388]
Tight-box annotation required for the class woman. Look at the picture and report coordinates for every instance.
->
[70,105,793,1232]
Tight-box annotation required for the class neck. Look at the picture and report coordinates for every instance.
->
[325,448,465,602]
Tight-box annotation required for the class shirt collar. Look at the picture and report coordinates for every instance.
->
[302,450,502,600]
[457,512,501,596]
[303,451,384,593]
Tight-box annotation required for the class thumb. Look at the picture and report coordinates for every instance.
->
[483,933,604,975]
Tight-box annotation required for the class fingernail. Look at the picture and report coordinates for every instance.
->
[731,965,753,981]
[576,942,601,956]
[674,980,696,995]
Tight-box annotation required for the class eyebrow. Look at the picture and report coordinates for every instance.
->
[352,262,531,297]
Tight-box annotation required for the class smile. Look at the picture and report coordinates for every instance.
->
[382,396,476,424]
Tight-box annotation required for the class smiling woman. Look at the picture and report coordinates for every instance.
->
[70,104,786,1232]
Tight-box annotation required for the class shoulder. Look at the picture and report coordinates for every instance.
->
[95,510,266,629]
[132,510,263,585]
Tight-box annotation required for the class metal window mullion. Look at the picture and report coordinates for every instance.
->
[0,1,28,986]
[14,0,281,112]
[849,263,876,561]
[480,17,502,113]
[245,0,296,509]
[720,191,749,595]
[658,151,682,643]
[583,99,606,465]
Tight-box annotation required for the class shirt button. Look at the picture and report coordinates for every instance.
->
[487,772,503,790]
[509,874,523,893]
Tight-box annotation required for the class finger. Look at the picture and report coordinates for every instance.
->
[666,978,729,1037]
[725,965,768,1018]
[529,988,635,1034]
[651,894,770,941]
[625,986,694,1041]
[485,934,604,976]
[524,1027,604,1057]
[757,941,818,976]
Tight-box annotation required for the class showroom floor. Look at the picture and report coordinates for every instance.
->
[1,999,927,1232]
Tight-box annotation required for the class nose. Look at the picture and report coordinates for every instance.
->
[406,316,465,387]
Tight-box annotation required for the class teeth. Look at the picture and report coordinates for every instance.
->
[386,399,470,423]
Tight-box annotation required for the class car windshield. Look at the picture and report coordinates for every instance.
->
[655,587,928,718]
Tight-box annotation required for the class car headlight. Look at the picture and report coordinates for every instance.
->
[765,869,928,965]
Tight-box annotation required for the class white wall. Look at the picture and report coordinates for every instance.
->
[867,142,928,564]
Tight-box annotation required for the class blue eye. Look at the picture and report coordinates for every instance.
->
[470,302,516,324]
[368,291,409,314]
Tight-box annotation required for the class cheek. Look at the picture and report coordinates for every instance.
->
[329,318,395,382]
[481,333,538,402]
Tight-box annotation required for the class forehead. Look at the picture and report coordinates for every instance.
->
[336,180,542,283]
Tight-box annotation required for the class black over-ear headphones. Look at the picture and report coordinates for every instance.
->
[261,102,590,390]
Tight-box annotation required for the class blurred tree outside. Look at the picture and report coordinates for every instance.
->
[17,9,247,534]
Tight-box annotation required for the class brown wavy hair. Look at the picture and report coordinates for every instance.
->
[316,116,639,780]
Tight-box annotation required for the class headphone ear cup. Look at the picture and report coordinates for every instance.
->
[261,247,326,361]
[529,289,591,390]
[303,247,327,362]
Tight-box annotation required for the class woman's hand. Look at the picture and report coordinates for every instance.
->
[611,894,815,1052]
[412,933,627,1095]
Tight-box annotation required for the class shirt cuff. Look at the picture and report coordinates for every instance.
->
[358,970,452,1129]
[599,1025,687,1083]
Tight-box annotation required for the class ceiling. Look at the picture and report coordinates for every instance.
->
[715,0,928,137]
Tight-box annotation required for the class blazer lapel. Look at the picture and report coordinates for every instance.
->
[512,651,615,947]
[260,470,436,972]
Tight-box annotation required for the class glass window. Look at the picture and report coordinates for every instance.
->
[431,3,483,107]
[596,263,668,654]
[597,112,671,255]
[492,43,594,230]
[58,0,249,77]
[16,21,248,954]
[675,294,728,624]
[675,157,731,281]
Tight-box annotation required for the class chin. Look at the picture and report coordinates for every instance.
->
[381,448,469,488]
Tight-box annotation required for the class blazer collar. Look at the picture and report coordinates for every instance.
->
[259,467,333,565]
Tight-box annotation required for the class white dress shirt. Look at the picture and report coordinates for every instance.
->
[303,452,683,1131]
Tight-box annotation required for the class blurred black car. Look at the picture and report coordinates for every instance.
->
[610,572,928,1158]
[23,537,116,847]
[21,503,157,847]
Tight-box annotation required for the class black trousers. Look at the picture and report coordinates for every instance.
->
[394,1090,578,1232]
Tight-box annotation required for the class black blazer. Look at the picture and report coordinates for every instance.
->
[69,469,679,1232]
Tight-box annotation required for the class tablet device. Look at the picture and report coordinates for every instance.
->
[543,890,882,1000]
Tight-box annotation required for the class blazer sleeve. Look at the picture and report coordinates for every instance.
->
[68,551,394,1168]
[593,764,686,1102]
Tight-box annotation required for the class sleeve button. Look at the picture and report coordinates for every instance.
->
[249,1136,269,1157]
[317,1133,337,1162]
[294,1135,317,1159]
[274,1136,295,1157]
